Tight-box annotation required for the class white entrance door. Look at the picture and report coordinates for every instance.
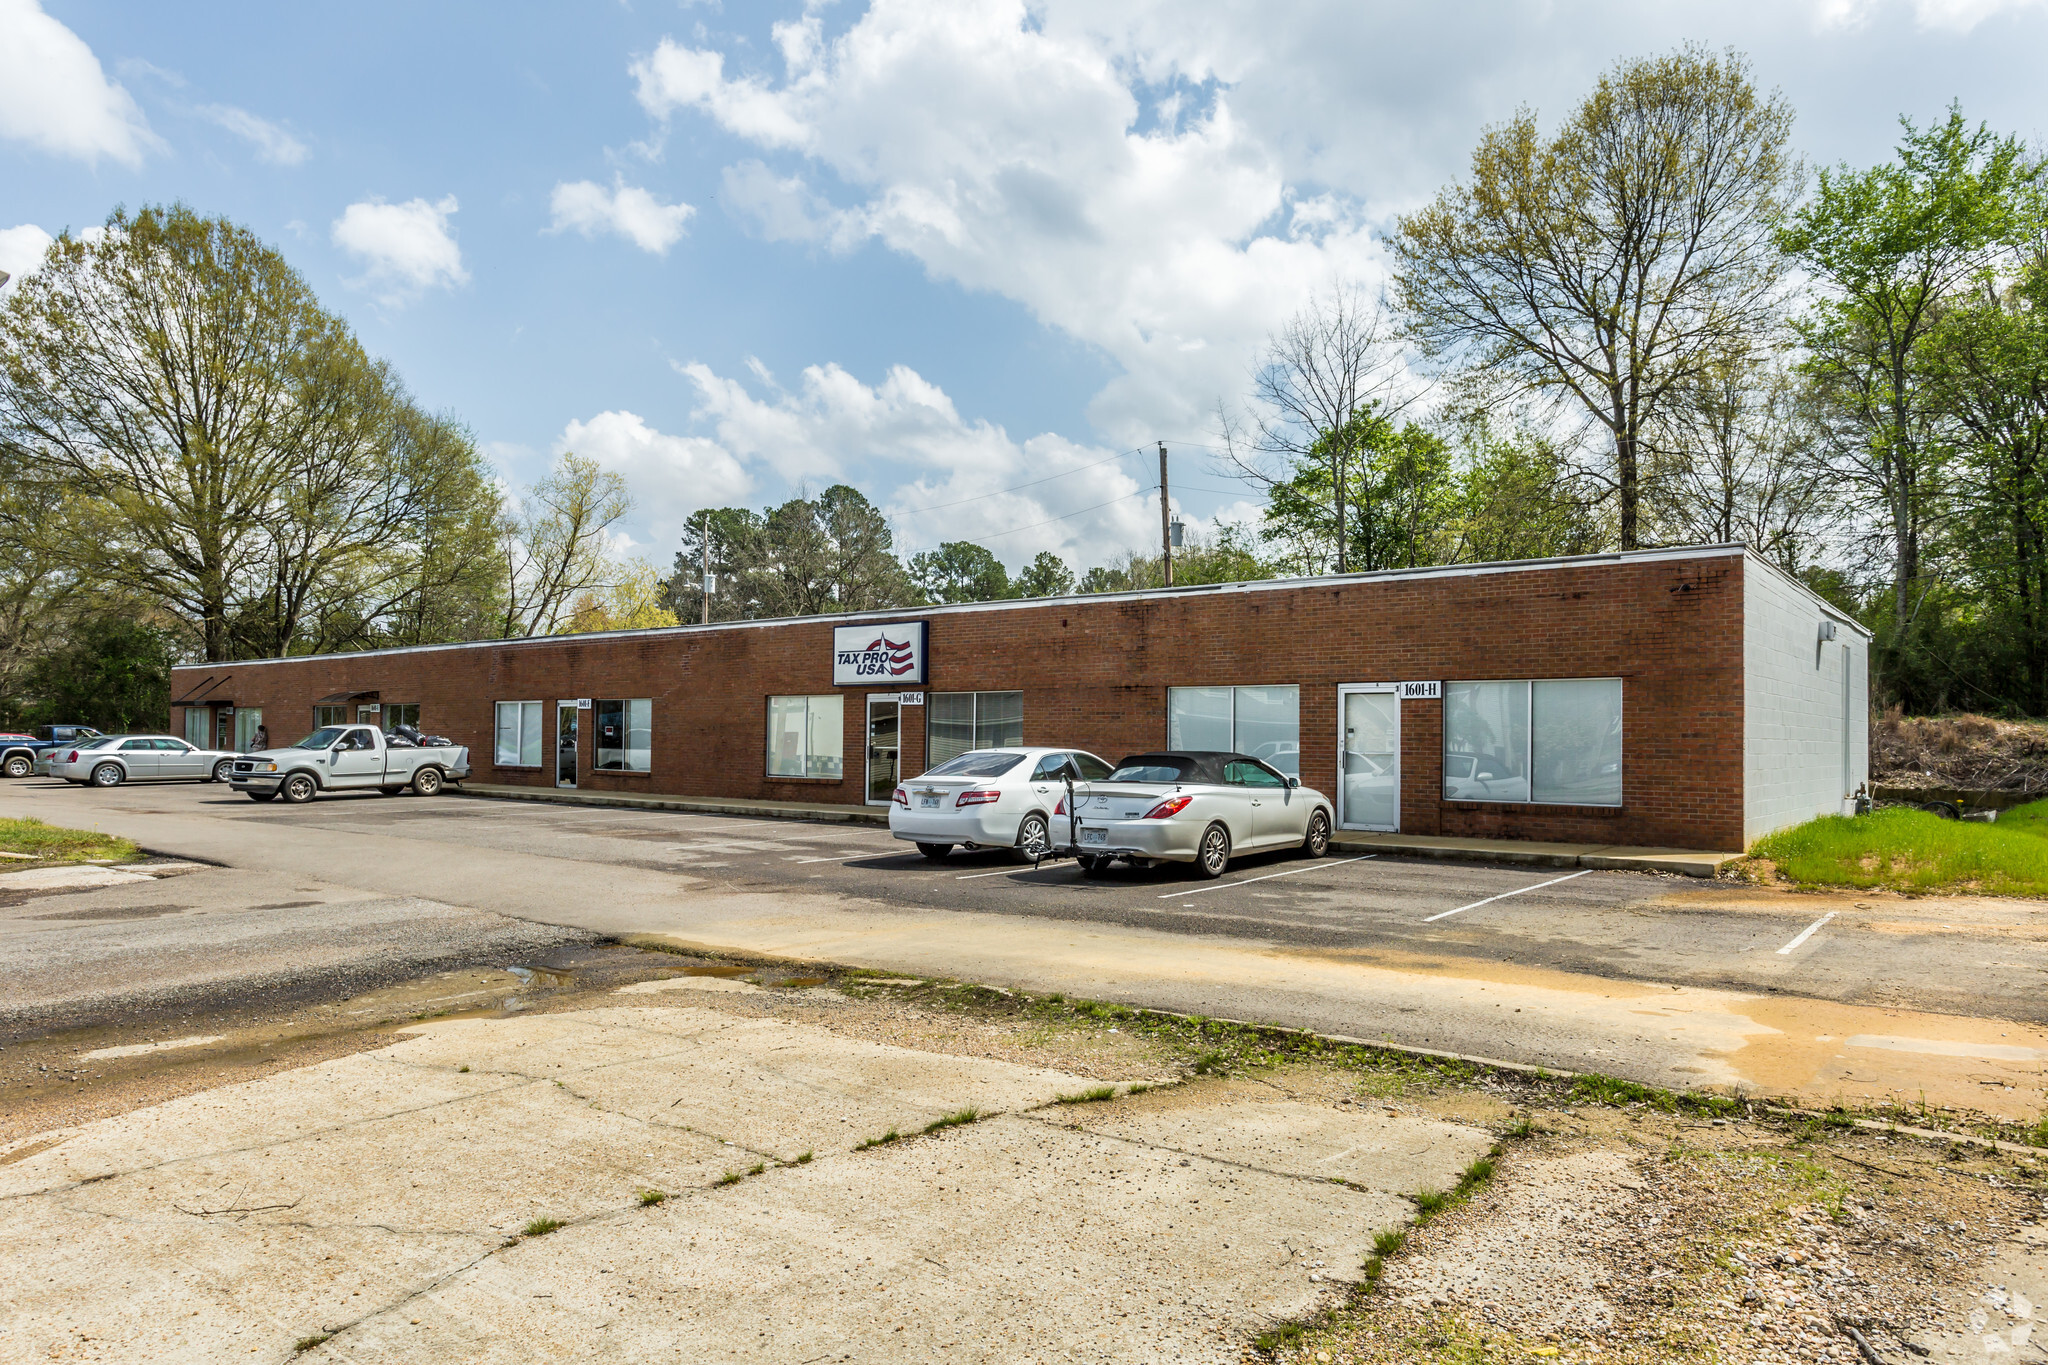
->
[1338,686,1399,831]
[865,696,900,806]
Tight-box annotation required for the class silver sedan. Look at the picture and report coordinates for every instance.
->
[49,734,242,788]
[1063,750,1333,878]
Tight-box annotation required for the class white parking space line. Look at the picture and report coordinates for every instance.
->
[1776,912,1837,956]
[1156,855,1376,899]
[1423,868,1593,922]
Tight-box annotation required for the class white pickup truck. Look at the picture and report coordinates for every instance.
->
[229,723,470,803]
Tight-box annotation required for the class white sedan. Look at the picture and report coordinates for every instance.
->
[48,734,242,786]
[1066,750,1333,878]
[890,747,1115,862]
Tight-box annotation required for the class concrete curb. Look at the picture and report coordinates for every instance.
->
[456,784,1735,873]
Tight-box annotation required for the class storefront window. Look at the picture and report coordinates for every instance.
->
[382,704,420,733]
[184,710,209,747]
[767,695,843,779]
[494,700,544,767]
[596,699,652,771]
[925,691,1024,770]
[1166,685,1300,776]
[313,705,348,729]
[1445,679,1621,806]
[233,708,264,752]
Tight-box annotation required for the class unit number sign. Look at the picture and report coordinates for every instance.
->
[1399,681,1441,700]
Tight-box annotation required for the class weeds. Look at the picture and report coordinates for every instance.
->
[1055,1086,1117,1105]
[714,1171,743,1186]
[292,1333,333,1353]
[923,1106,983,1133]
[1126,1083,1152,1096]
[747,1162,766,1176]
[1502,1113,1535,1140]
[854,1129,903,1151]
[522,1216,563,1236]
[794,1150,814,1164]
[456,1064,469,1073]
[638,1189,666,1206]
[0,816,139,864]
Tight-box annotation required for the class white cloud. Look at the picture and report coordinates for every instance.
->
[548,180,696,254]
[669,357,1165,567]
[199,103,308,165]
[0,223,55,294]
[1817,0,2045,27]
[557,409,752,552]
[0,0,158,166]
[331,195,467,304]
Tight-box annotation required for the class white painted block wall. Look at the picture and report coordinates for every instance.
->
[1743,553,1870,844]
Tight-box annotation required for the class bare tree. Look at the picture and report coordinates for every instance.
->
[1220,283,1411,573]
[500,453,632,637]
[1392,45,1800,548]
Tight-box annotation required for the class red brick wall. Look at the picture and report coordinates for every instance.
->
[171,552,1748,848]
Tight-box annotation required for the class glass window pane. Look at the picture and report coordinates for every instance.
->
[495,703,519,766]
[1071,753,1114,781]
[234,708,263,752]
[974,691,1023,749]
[1167,687,1233,751]
[627,698,652,772]
[520,701,543,767]
[927,693,975,770]
[1532,679,1622,806]
[768,697,807,777]
[1233,685,1300,776]
[805,695,843,779]
[1444,682,1530,802]
[185,710,208,746]
[596,699,625,770]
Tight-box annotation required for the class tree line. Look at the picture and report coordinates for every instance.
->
[5,47,2046,727]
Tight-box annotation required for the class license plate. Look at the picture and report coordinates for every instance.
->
[918,795,942,809]
[1080,828,1106,845]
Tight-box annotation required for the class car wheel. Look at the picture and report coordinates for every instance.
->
[246,790,277,803]
[210,759,235,783]
[91,763,124,788]
[3,754,29,779]
[411,767,443,796]
[916,842,953,860]
[1197,823,1231,879]
[1012,812,1051,863]
[1302,808,1331,858]
[281,772,318,804]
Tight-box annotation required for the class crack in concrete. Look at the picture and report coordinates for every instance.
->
[1014,1107,1415,1201]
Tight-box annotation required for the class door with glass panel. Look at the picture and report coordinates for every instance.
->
[866,697,900,805]
[556,703,578,788]
[1338,686,1399,832]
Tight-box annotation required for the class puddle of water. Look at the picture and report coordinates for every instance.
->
[1845,1035,2048,1062]
[81,1034,225,1061]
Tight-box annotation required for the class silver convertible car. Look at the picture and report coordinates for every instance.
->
[47,734,242,787]
[1062,750,1333,878]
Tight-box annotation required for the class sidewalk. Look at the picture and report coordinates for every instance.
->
[455,782,1742,876]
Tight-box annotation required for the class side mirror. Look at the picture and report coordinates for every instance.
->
[1286,776,1301,788]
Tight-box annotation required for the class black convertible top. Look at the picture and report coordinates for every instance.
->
[1104,751,1258,785]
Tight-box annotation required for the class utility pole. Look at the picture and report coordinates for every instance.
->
[1159,441,1173,588]
[700,511,711,626]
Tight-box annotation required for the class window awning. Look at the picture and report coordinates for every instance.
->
[171,674,230,707]
[313,690,380,704]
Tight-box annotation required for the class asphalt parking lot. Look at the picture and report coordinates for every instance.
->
[9,776,2046,1029]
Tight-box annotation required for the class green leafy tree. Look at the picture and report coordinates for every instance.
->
[1262,415,1458,574]
[909,541,1012,603]
[1014,551,1075,598]
[0,204,505,661]
[499,452,633,637]
[18,613,178,732]
[1393,45,1799,549]
[1441,416,1608,564]
[667,485,915,621]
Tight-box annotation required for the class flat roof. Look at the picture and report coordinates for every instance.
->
[169,542,1864,674]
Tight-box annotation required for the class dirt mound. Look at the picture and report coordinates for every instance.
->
[1871,709,2048,795]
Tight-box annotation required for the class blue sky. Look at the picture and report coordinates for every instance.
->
[6,0,2047,573]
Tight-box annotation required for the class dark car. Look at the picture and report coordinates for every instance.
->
[3,725,104,779]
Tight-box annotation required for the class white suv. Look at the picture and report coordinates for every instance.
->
[890,747,1114,862]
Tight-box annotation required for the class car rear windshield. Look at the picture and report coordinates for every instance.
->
[77,737,117,751]
[923,751,1026,778]
[1107,758,1196,783]
[292,727,347,750]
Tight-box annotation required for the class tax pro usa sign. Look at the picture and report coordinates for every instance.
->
[832,621,928,685]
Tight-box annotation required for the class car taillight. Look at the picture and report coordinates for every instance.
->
[892,786,908,807]
[1053,796,1064,815]
[1142,795,1193,819]
[65,751,78,762]
[956,789,1000,808]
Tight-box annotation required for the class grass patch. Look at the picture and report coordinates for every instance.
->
[922,1106,983,1134]
[1055,1085,1117,1105]
[747,1162,765,1176]
[0,816,139,864]
[292,1335,332,1354]
[521,1216,563,1237]
[854,1129,903,1151]
[714,1170,743,1186]
[2028,1115,2048,1149]
[638,1189,666,1206]
[1752,802,2048,895]
[794,1149,814,1164]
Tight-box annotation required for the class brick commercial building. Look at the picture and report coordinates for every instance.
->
[169,545,1868,851]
